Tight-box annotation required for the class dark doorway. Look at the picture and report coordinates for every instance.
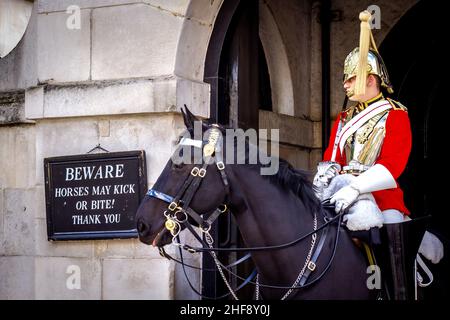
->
[380,0,449,299]
[203,0,272,299]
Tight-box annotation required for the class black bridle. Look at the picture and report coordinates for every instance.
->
[147,125,231,241]
[146,125,344,298]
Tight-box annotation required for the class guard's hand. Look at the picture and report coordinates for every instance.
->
[419,231,444,264]
[313,162,341,189]
[330,185,360,213]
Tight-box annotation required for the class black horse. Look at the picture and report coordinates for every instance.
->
[135,107,374,300]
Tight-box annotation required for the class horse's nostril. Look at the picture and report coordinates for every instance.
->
[137,220,148,234]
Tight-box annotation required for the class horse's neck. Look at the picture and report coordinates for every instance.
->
[230,166,315,292]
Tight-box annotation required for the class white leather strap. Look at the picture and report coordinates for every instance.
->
[331,100,392,160]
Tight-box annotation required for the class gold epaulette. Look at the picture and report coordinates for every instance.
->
[387,98,408,112]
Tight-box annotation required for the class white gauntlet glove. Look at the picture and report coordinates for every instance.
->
[313,162,341,199]
[330,164,396,213]
[330,185,360,213]
[419,231,444,264]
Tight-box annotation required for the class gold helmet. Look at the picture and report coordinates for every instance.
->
[344,10,394,95]
[343,47,393,94]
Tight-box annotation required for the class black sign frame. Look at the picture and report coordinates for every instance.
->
[44,150,147,241]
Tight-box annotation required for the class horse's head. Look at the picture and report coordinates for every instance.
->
[136,107,230,247]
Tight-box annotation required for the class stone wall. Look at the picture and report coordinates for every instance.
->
[0,0,216,300]
[258,0,319,170]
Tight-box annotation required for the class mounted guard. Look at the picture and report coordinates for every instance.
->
[313,10,442,300]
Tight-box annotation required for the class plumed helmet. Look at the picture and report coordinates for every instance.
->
[344,10,394,95]
[343,47,394,94]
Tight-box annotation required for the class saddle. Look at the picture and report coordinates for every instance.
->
[348,227,382,246]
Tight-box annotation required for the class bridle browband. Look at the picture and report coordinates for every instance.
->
[146,124,344,299]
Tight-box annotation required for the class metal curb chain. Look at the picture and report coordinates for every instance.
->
[256,212,318,300]
[255,274,260,300]
[166,217,239,300]
[205,232,239,300]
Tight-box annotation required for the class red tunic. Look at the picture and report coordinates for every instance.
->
[323,103,412,214]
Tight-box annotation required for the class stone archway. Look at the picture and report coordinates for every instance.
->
[176,0,319,299]
[174,0,306,119]
[174,1,223,83]
[259,2,294,116]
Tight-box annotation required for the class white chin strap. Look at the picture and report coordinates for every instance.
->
[351,164,397,194]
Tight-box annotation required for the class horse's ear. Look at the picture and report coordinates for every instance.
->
[181,104,200,129]
[184,105,200,122]
[180,107,191,129]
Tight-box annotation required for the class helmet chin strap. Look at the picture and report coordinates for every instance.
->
[346,90,355,99]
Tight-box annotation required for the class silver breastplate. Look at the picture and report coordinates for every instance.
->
[343,110,389,173]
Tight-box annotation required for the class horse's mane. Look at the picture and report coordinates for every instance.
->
[192,121,321,212]
[266,158,321,212]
